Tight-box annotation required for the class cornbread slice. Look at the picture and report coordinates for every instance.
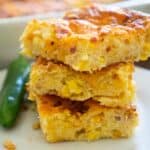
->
[21,4,150,72]
[36,95,138,142]
[28,58,135,107]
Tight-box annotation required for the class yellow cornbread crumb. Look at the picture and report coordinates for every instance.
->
[3,140,16,150]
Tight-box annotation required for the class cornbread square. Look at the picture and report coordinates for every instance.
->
[28,58,135,107]
[36,95,138,142]
[21,4,150,72]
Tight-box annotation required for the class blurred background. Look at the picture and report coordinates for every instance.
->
[0,0,123,18]
[0,0,149,69]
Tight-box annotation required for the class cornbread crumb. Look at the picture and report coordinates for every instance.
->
[32,121,40,130]
[3,140,16,150]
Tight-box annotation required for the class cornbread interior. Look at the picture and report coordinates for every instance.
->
[35,95,138,142]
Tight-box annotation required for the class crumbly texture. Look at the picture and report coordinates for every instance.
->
[32,121,40,130]
[21,4,150,72]
[28,58,135,107]
[3,140,16,150]
[35,95,138,142]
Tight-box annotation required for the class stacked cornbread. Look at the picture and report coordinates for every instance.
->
[20,4,150,142]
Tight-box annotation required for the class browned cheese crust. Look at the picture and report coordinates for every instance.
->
[21,4,150,72]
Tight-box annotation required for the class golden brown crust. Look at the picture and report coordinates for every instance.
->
[21,4,150,72]
[38,95,137,114]
[64,3,150,29]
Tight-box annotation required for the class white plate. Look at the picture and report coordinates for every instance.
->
[0,67,150,150]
